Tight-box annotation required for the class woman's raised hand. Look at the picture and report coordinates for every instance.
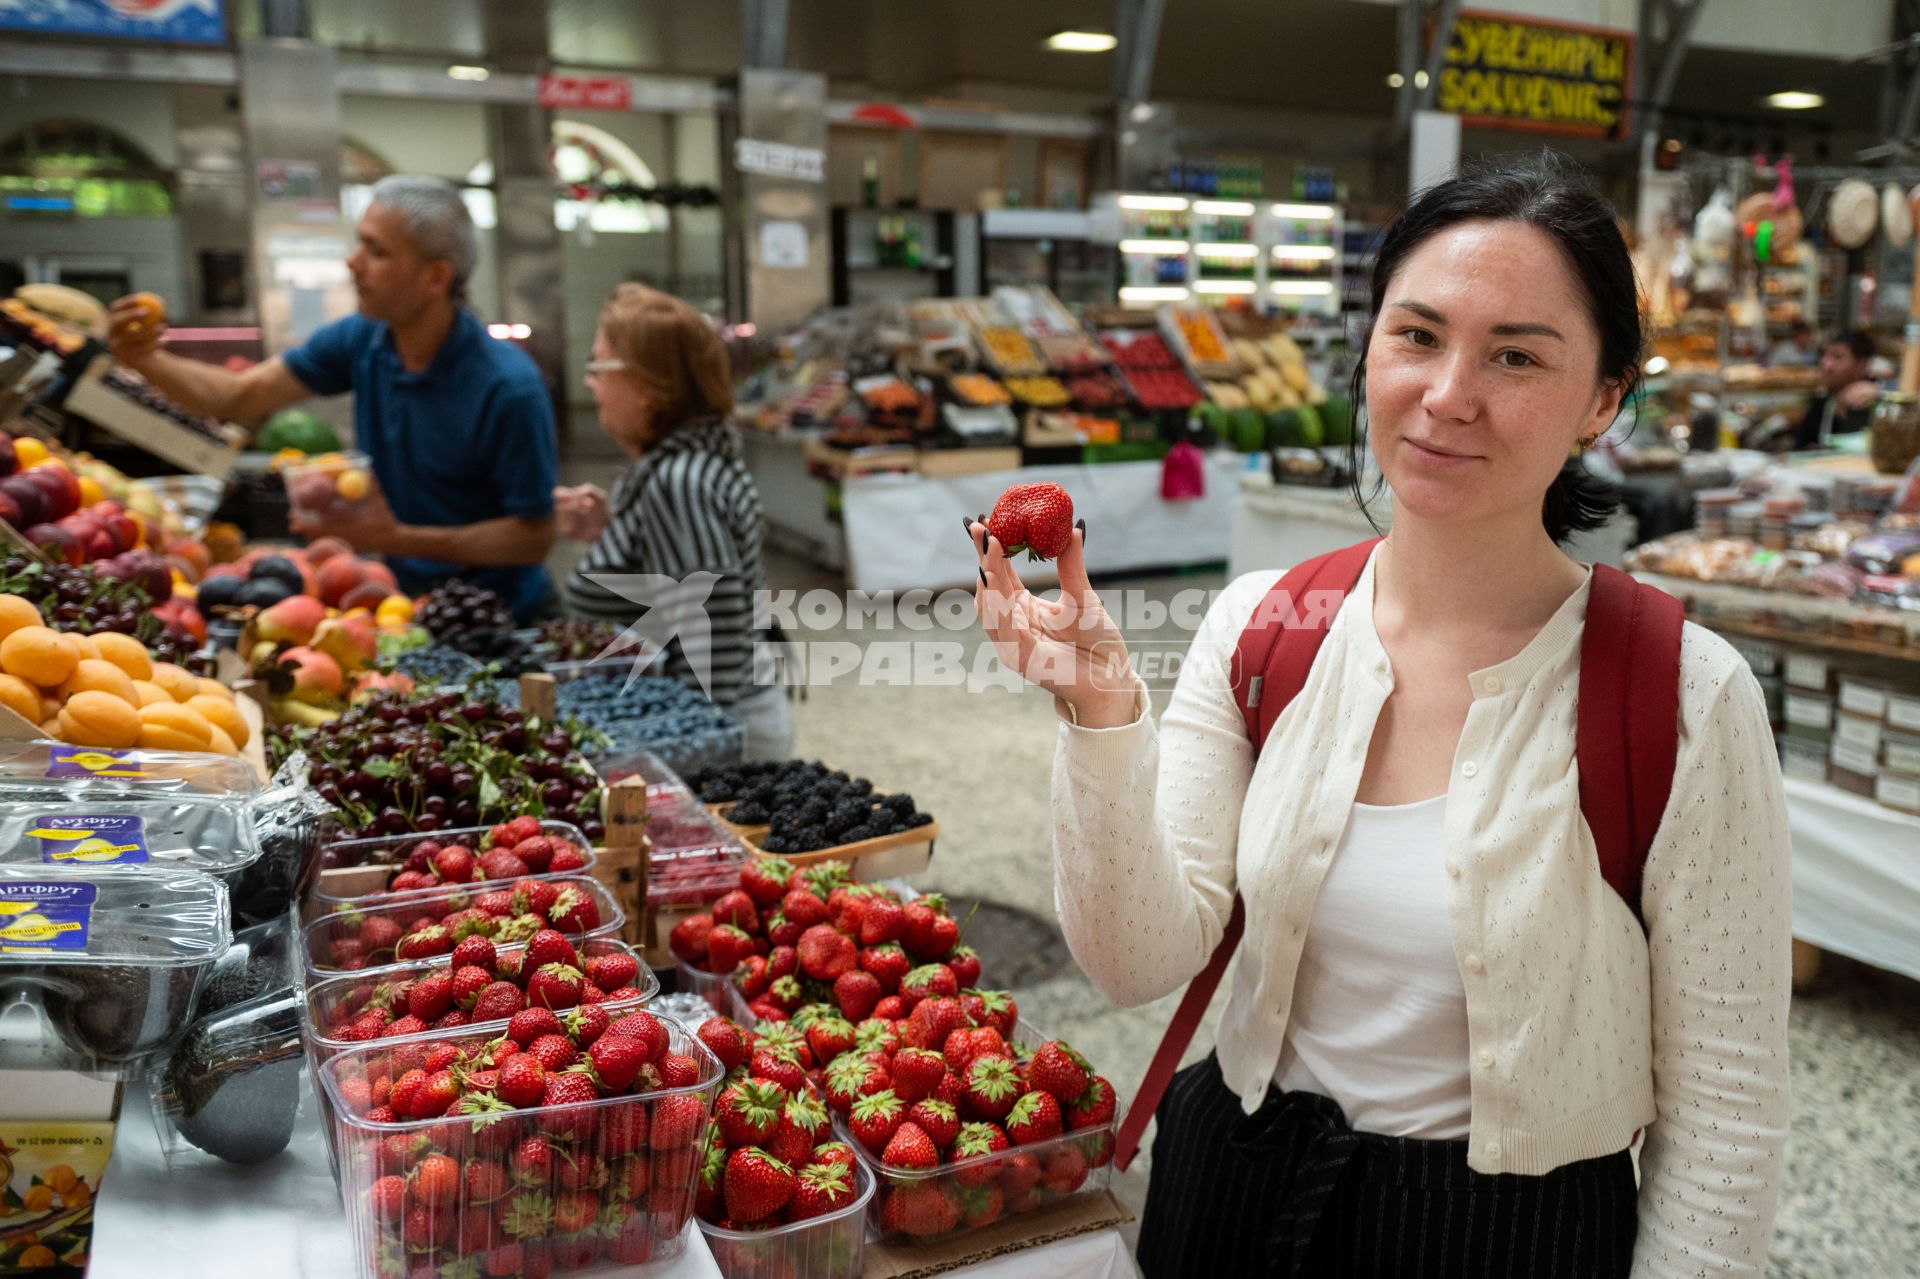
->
[969,516,1140,728]
[553,484,609,542]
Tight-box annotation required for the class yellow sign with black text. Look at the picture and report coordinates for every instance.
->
[1436,10,1634,139]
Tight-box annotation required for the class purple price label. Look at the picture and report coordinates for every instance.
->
[0,880,97,952]
[44,748,151,780]
[32,814,148,865]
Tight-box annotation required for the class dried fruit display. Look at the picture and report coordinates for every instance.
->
[947,374,1011,407]
[975,327,1044,376]
[1001,377,1070,408]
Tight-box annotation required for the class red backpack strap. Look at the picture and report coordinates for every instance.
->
[1576,565,1685,924]
[1113,539,1377,1172]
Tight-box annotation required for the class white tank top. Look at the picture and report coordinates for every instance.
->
[1273,794,1472,1140]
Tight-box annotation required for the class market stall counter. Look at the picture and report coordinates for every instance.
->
[1784,775,1920,984]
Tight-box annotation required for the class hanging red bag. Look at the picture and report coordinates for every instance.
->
[1160,437,1207,500]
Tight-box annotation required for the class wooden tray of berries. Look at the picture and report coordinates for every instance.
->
[706,801,770,844]
[740,817,937,883]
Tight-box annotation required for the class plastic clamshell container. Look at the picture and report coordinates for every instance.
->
[148,985,306,1169]
[320,1012,724,1279]
[298,875,625,979]
[700,1157,874,1279]
[0,865,231,1062]
[673,960,754,1023]
[0,794,262,889]
[282,449,373,518]
[837,1017,1120,1244]
[590,748,692,800]
[0,739,264,800]
[646,792,737,854]
[305,819,595,910]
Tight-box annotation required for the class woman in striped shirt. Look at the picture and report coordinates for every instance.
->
[557,284,792,760]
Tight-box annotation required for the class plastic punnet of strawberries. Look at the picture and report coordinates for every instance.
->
[311,875,613,975]
[334,815,594,898]
[327,1007,723,1276]
[308,930,654,1059]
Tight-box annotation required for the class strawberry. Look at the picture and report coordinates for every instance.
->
[696,1017,750,1072]
[367,1173,408,1222]
[778,887,828,930]
[900,963,958,1007]
[723,1148,795,1223]
[1066,1075,1117,1132]
[918,912,959,959]
[649,1093,708,1150]
[796,924,856,981]
[732,954,770,1000]
[501,816,544,845]
[659,1052,702,1089]
[587,1034,649,1092]
[586,951,638,992]
[472,981,526,1023]
[858,897,906,945]
[999,1150,1043,1198]
[962,1055,1024,1122]
[767,1089,829,1168]
[387,1069,426,1117]
[524,930,577,969]
[889,1048,948,1104]
[946,945,982,987]
[482,1243,525,1276]
[765,944,798,983]
[881,1120,940,1169]
[854,1018,901,1056]
[401,1202,452,1248]
[766,911,803,948]
[408,1069,459,1119]
[527,962,584,1010]
[766,975,804,1013]
[805,1016,856,1064]
[692,1136,727,1222]
[522,880,562,917]
[1006,1090,1064,1145]
[755,1021,812,1068]
[1027,1040,1091,1102]
[873,995,905,1020]
[833,970,883,1021]
[848,1090,906,1156]
[668,913,713,964]
[450,965,494,1010]
[810,1141,856,1170]
[715,1078,788,1148]
[786,1161,855,1221]
[402,973,452,1022]
[825,1057,887,1114]
[905,996,972,1057]
[481,849,531,880]
[551,1188,598,1233]
[946,1025,1007,1075]
[496,1053,546,1108]
[465,1157,511,1204]
[396,925,452,960]
[746,996,786,1025]
[710,889,760,935]
[738,858,792,908]
[512,836,555,873]
[881,1181,962,1238]
[907,1097,961,1149]
[750,1049,807,1096]
[987,480,1074,561]
[960,989,1017,1039]
[383,1014,428,1039]
[858,943,911,994]
[509,1136,557,1185]
[610,1151,653,1200]
[564,1002,610,1048]
[598,1100,651,1157]
[451,935,498,971]
[433,845,476,883]
[506,1007,562,1047]
[359,915,404,956]
[607,1010,669,1061]
[422,1043,462,1073]
[540,1070,601,1140]
[959,1183,1005,1228]
[1042,1143,1090,1193]
[527,1033,578,1072]
[547,885,600,932]
[474,889,517,917]
[705,924,756,977]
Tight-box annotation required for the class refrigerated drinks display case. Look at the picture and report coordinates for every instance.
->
[978,210,1115,309]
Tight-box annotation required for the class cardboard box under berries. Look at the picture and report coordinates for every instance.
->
[318,1011,724,1279]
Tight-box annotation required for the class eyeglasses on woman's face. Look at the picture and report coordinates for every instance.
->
[584,357,626,383]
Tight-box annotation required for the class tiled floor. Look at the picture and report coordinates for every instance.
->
[747,546,1920,1277]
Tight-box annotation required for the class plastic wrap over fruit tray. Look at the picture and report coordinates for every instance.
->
[319,1011,725,1279]
[833,1016,1120,1245]
[0,739,265,800]
[298,874,626,979]
[305,819,596,910]
[0,864,231,1063]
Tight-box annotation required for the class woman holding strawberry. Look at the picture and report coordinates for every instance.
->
[559,284,792,759]
[971,155,1790,1276]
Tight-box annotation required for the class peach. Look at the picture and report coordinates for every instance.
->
[315,555,369,608]
[256,595,326,646]
[305,535,353,565]
[338,581,390,613]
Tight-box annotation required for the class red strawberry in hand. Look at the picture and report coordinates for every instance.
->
[986,481,1075,561]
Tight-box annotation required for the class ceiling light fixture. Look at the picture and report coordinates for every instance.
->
[1046,30,1118,53]
[1387,73,1406,89]
[1414,70,1430,90]
[448,65,491,81]
[1764,90,1823,110]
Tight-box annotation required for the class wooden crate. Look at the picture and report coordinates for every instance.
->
[742,819,937,882]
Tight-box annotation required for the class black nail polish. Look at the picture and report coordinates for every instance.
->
[1076,518,1087,547]
[962,515,975,537]
[979,567,988,587]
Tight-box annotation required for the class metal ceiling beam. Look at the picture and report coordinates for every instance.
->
[742,0,789,70]
[1635,0,1709,146]
[1111,0,1165,104]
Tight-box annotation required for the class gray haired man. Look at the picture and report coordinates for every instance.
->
[107,175,559,620]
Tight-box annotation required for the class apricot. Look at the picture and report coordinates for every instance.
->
[205,724,239,756]
[57,690,142,748]
[89,631,154,682]
[148,662,199,702]
[21,1184,52,1213]
[1,626,80,689]
[187,694,249,749]
[136,701,213,752]
[0,673,40,724]
[43,1165,78,1195]
[192,677,234,703]
[59,658,138,707]
[130,680,172,708]
[0,593,43,639]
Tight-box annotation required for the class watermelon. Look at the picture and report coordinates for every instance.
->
[1229,408,1266,453]
[1294,404,1326,449]
[1265,409,1303,449]
[1318,393,1354,447]
[258,408,341,455]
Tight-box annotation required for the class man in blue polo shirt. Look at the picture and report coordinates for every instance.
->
[106,175,558,620]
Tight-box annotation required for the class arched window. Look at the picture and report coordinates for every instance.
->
[0,120,172,217]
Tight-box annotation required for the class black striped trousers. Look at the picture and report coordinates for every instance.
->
[1137,1055,1637,1278]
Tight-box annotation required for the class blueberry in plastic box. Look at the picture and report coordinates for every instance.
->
[0,865,231,1063]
